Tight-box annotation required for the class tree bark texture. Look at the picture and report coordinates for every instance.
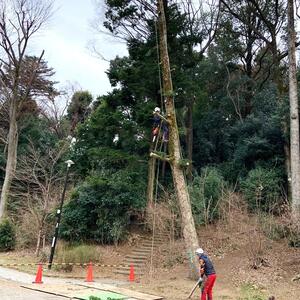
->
[157,0,199,278]
[147,156,156,205]
[0,99,18,218]
[287,0,300,221]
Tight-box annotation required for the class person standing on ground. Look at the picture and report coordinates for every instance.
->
[195,248,217,300]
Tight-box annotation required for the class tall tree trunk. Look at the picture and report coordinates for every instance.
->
[157,0,199,279]
[0,99,18,219]
[287,0,300,221]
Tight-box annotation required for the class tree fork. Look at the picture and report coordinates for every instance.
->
[157,0,199,278]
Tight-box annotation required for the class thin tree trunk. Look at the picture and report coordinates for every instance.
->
[186,97,194,182]
[284,130,291,197]
[35,228,42,256]
[287,0,300,221]
[161,142,167,179]
[42,234,46,251]
[0,99,18,219]
[157,0,199,279]
[147,156,156,205]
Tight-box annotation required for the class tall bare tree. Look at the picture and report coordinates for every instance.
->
[287,0,300,221]
[0,0,53,219]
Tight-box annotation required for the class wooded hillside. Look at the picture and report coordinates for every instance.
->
[0,0,299,269]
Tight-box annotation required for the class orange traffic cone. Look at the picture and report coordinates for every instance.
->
[33,263,43,284]
[129,264,135,282]
[85,262,94,282]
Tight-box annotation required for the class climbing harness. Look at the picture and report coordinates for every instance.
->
[152,109,169,144]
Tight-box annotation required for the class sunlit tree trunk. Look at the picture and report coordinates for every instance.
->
[157,0,199,279]
[287,0,300,221]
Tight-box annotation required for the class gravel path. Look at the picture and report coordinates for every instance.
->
[0,266,126,300]
[0,278,65,300]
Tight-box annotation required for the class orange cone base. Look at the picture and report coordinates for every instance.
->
[85,263,94,282]
[33,264,43,284]
[129,264,135,282]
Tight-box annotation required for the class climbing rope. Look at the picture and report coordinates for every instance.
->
[149,140,163,278]
[149,18,166,278]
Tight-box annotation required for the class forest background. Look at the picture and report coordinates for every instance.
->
[0,0,299,269]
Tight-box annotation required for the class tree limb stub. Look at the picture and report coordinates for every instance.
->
[150,151,172,162]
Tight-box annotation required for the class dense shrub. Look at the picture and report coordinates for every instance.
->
[0,219,16,251]
[259,215,287,241]
[60,168,147,244]
[189,167,226,225]
[240,167,282,212]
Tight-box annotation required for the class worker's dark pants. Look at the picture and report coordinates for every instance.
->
[201,274,216,300]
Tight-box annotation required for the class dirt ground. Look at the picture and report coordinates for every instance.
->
[0,210,300,300]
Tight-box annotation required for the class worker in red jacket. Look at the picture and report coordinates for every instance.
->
[195,248,217,300]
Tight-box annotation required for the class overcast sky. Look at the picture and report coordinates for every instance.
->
[32,0,127,98]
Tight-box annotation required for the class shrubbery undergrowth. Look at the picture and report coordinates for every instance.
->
[190,167,227,225]
[240,166,283,212]
[0,219,16,251]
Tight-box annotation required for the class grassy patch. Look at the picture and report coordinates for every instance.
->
[55,244,102,271]
[238,283,265,300]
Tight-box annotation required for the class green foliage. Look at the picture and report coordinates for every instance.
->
[60,168,147,244]
[67,91,93,131]
[238,283,265,300]
[72,95,149,177]
[240,167,282,212]
[89,297,120,300]
[178,159,192,169]
[189,167,226,225]
[193,86,285,183]
[67,91,92,116]
[18,115,58,155]
[0,219,16,251]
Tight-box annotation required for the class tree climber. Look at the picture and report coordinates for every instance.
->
[152,107,169,143]
[195,248,217,300]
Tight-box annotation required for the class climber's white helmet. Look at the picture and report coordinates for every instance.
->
[154,107,161,113]
[195,248,204,256]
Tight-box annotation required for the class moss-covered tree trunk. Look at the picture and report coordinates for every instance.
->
[157,0,199,279]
